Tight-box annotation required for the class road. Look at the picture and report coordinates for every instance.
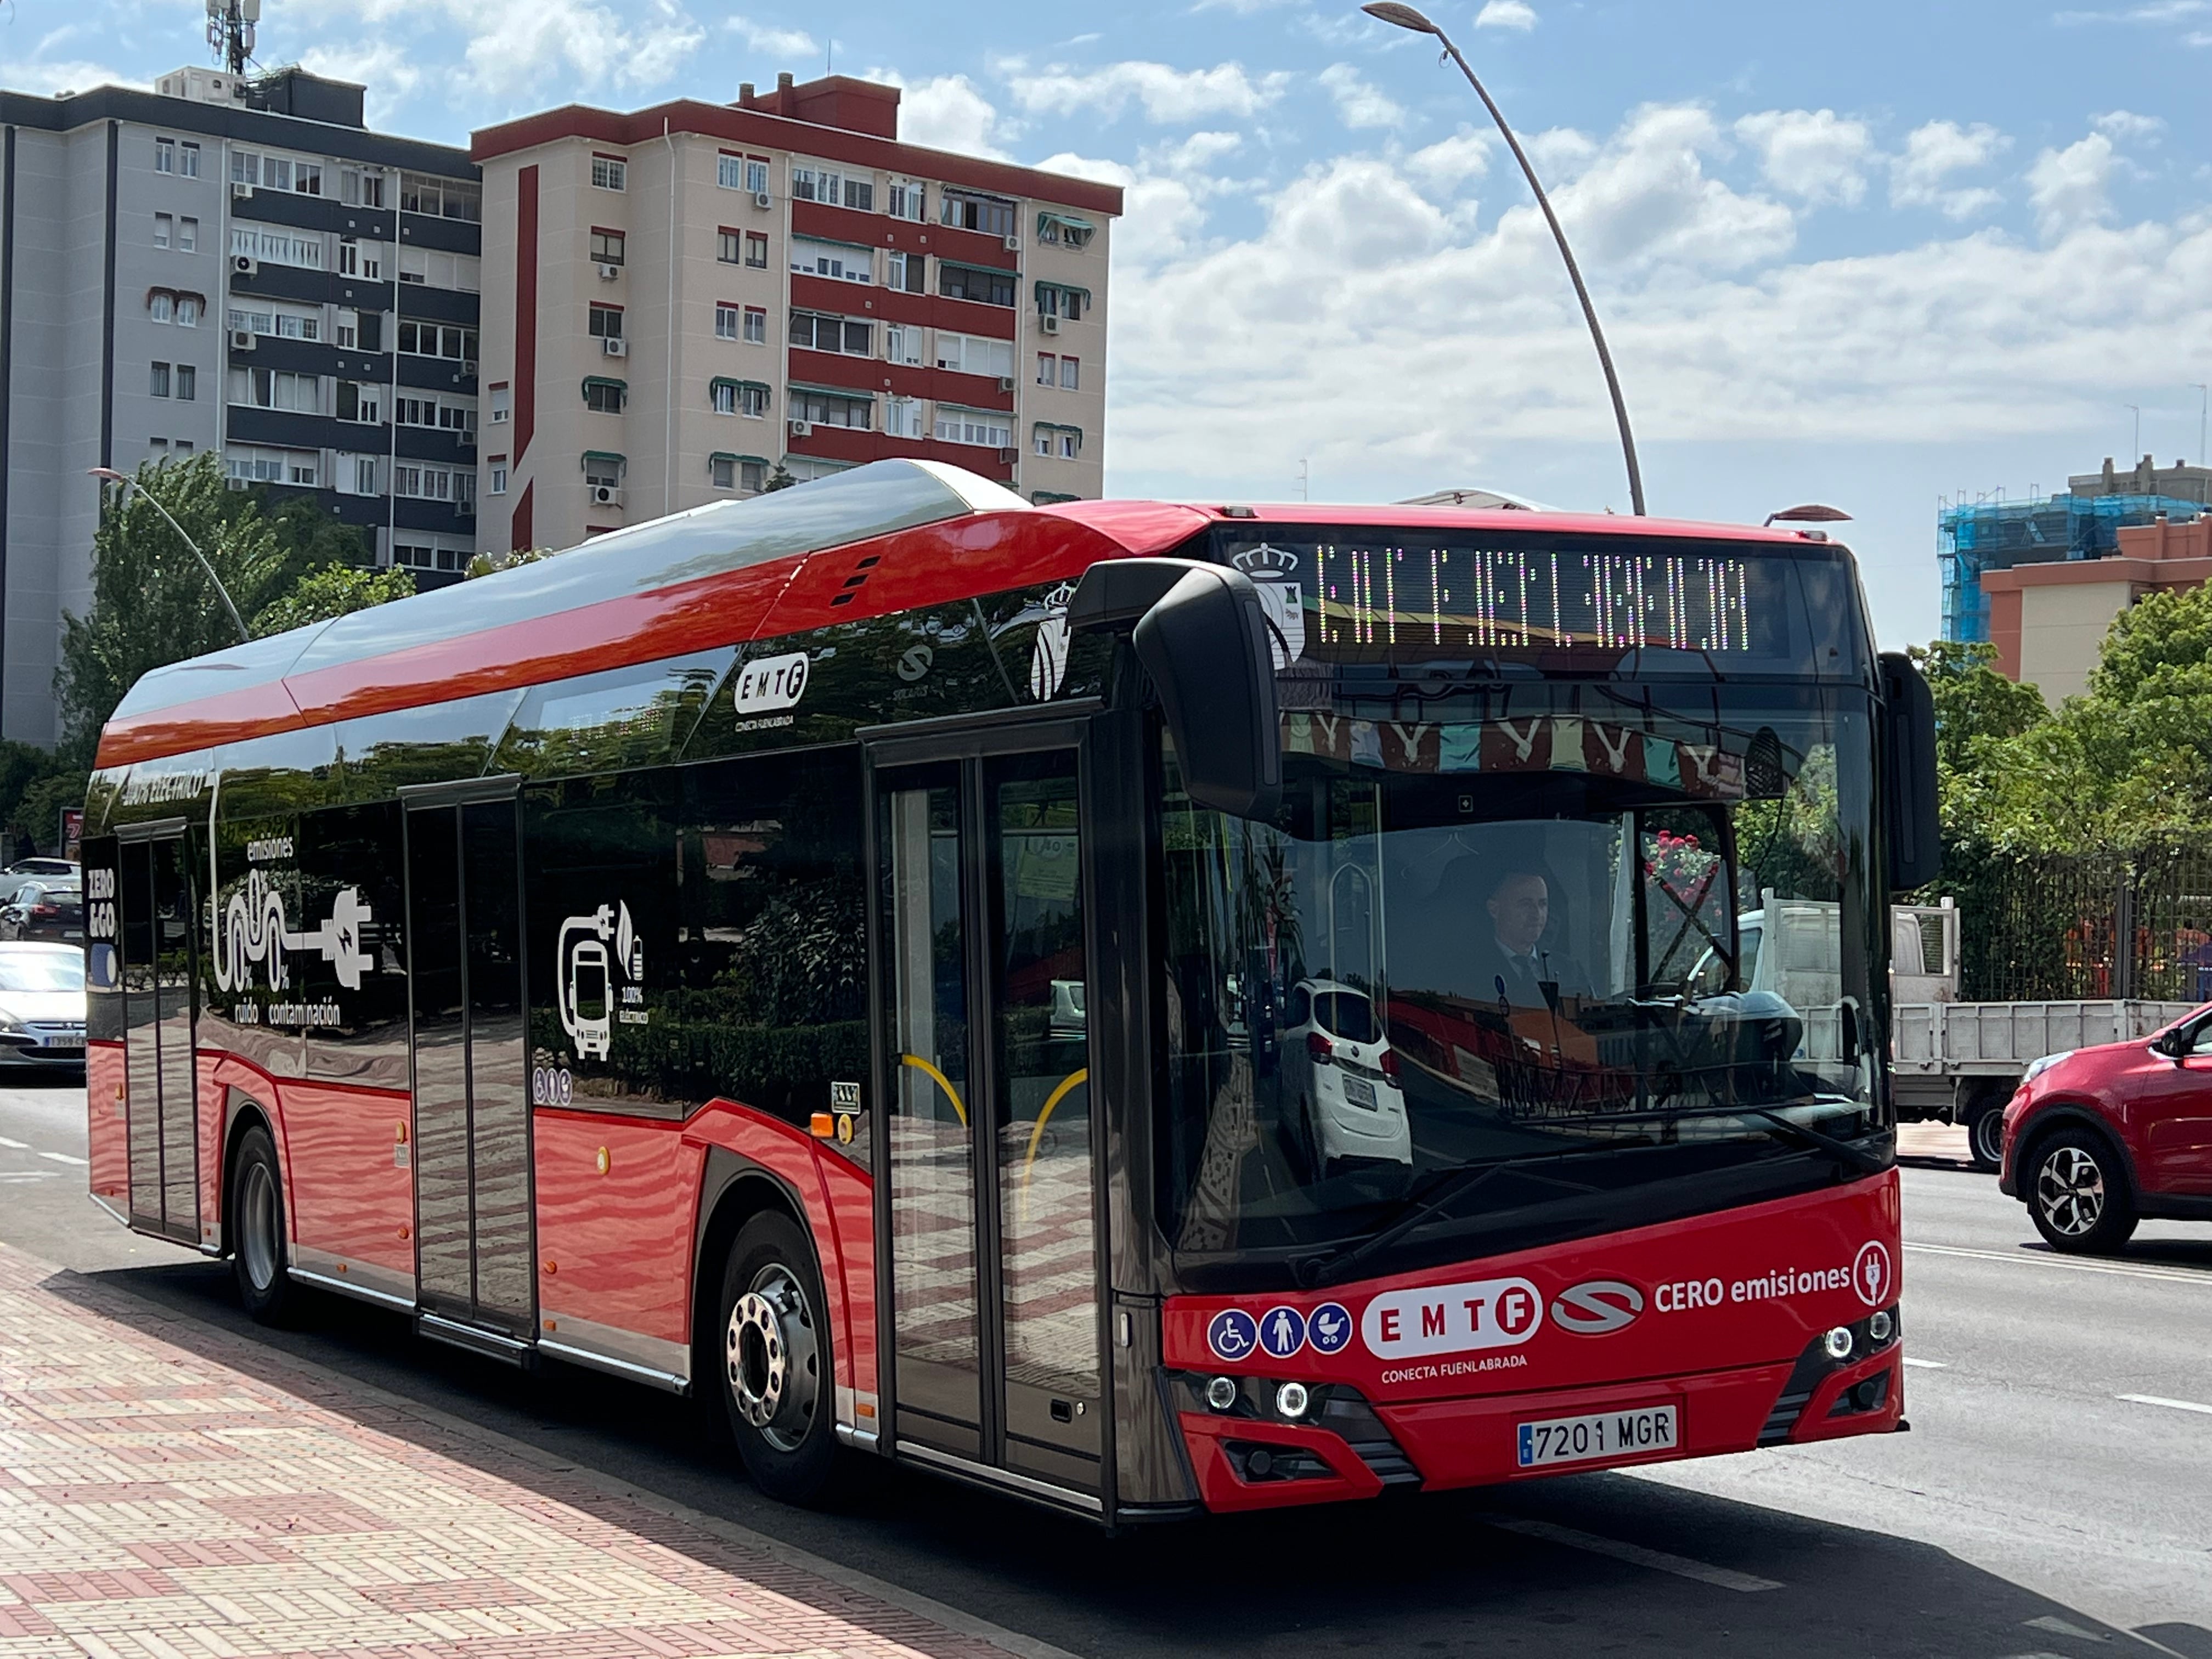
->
[2,1076,2206,1658]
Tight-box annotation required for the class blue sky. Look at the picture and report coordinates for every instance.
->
[12,0,2212,646]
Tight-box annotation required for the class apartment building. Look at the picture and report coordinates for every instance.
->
[471,74,1121,552]
[0,65,481,742]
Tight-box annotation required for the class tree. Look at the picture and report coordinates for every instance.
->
[58,454,300,755]
[1918,584,2212,856]
[762,463,798,493]
[251,563,416,637]
[3,455,419,853]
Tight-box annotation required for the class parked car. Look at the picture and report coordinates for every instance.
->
[2000,1005,2212,1252]
[0,865,77,907]
[0,943,86,1070]
[5,858,77,878]
[0,881,83,944]
[1280,978,1413,1178]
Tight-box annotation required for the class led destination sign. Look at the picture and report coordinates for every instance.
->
[1224,539,1777,662]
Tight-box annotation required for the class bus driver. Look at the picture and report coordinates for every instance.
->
[1474,867,1593,1007]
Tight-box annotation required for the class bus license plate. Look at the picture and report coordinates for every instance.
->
[1517,1406,1677,1469]
[1343,1077,1377,1110]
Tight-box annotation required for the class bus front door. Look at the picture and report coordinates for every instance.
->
[402,785,535,1355]
[117,827,199,1246]
[873,736,1103,1502]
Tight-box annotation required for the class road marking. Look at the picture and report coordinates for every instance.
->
[35,1150,86,1166]
[1906,1242,2212,1288]
[0,1171,58,1183]
[1903,1357,1948,1369]
[2117,1393,2212,1417]
[0,1136,26,1149]
[1483,1516,1783,1593]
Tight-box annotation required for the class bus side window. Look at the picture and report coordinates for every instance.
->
[679,751,870,1153]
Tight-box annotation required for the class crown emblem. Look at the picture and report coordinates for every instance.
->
[1232,542,1300,578]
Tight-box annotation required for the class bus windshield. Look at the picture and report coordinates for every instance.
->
[1156,679,1884,1282]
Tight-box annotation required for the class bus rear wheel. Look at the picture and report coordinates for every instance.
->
[230,1124,297,1326]
[718,1211,838,1504]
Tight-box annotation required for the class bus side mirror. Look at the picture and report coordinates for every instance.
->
[1070,558,1282,821]
[1877,651,1940,896]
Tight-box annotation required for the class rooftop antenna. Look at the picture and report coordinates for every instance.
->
[1297,459,1309,502]
[205,0,259,77]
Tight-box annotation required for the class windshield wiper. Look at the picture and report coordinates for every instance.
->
[1294,1150,1605,1289]
[1734,1104,1888,1178]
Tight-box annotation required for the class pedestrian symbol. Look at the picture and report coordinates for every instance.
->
[1207,1308,1259,1362]
[1307,1301,1353,1355]
[1259,1305,1308,1360]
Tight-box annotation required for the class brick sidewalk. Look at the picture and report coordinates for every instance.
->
[0,1245,1038,1659]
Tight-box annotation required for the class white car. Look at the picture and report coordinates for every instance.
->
[1283,978,1412,1176]
[0,944,87,1069]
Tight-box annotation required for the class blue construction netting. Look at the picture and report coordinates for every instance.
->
[1938,492,2208,642]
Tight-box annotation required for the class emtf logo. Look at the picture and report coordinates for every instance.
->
[1549,1279,1645,1336]
[1361,1275,1541,1358]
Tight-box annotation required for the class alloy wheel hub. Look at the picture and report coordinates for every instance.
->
[2036,1146,2104,1236]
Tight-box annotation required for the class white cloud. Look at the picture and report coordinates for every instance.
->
[2053,2,2210,22]
[1476,0,1539,29]
[1005,59,1291,123]
[273,0,706,99]
[2027,131,2118,240]
[1889,119,2008,218]
[2092,108,2165,139]
[899,74,1013,159]
[1102,116,2212,522]
[1734,108,1874,207]
[1316,63,1405,130]
[1407,129,1493,193]
[725,14,817,58]
[1543,104,1795,273]
[3,59,134,96]
[297,40,423,120]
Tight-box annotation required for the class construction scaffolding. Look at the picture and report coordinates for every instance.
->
[1938,490,2208,642]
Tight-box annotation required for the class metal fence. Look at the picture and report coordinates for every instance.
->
[1942,844,2212,1003]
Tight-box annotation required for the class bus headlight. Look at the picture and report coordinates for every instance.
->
[1822,1326,1854,1361]
[1274,1381,1310,1419]
[1205,1375,1239,1412]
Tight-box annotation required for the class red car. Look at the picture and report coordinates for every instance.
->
[2000,1009,2212,1252]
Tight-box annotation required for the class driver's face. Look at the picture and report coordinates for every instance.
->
[1488,874,1549,955]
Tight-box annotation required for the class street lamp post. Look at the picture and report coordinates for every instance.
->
[1362,1,1646,516]
[87,467,250,645]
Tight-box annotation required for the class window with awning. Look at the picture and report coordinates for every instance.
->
[710,377,772,417]
[1035,212,1095,249]
[1034,281,1091,321]
[582,375,627,413]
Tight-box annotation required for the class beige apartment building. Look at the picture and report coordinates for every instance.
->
[470,74,1120,552]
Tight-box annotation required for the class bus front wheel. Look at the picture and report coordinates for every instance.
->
[718,1210,839,1503]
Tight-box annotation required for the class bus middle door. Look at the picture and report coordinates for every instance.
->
[871,724,1104,1507]
[402,780,535,1359]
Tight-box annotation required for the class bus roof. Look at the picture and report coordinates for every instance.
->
[96,460,1835,770]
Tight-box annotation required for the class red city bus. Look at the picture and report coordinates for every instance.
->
[82,460,1936,1520]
